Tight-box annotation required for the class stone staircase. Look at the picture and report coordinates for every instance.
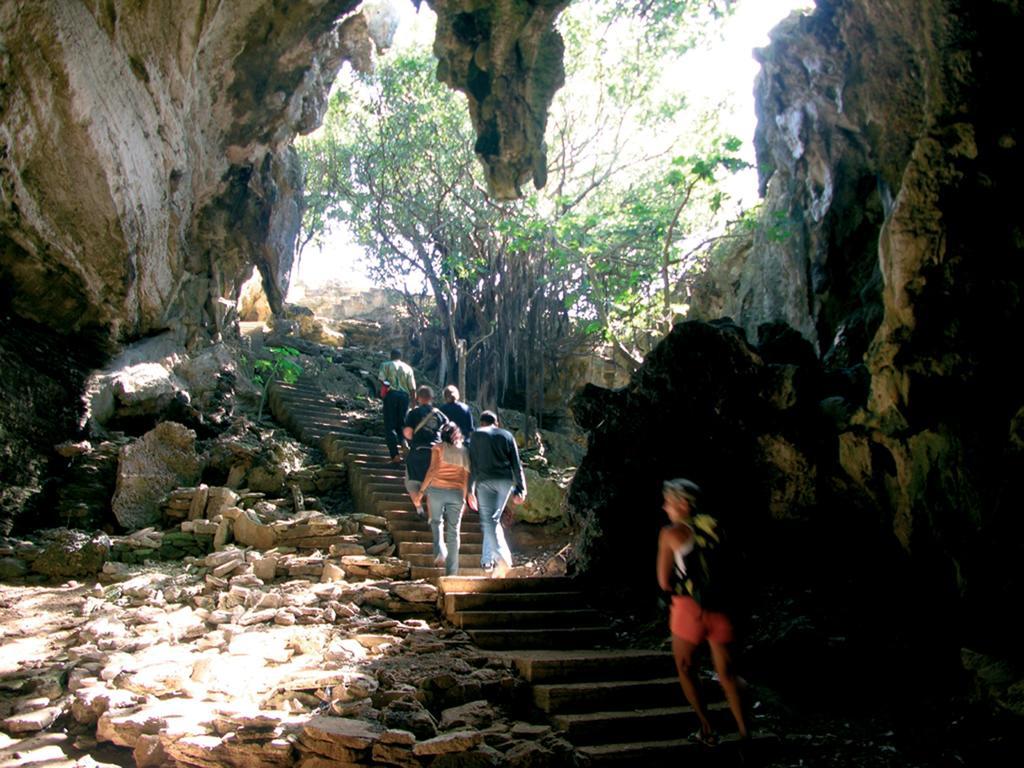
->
[268,378,487,579]
[269,377,770,764]
[438,576,767,764]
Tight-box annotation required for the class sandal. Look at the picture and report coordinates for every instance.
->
[690,729,719,747]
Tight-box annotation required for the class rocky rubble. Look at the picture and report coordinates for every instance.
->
[0,543,581,768]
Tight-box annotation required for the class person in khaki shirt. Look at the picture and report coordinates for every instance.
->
[377,349,416,462]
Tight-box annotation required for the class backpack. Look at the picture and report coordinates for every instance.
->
[673,514,733,612]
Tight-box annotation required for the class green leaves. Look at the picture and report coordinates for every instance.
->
[296,0,755,375]
[253,346,302,421]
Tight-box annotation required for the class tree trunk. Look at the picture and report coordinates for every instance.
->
[456,338,468,399]
[438,335,449,389]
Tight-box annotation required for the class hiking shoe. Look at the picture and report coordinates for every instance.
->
[690,729,719,748]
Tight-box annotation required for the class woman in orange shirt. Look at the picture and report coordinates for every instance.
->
[411,423,470,576]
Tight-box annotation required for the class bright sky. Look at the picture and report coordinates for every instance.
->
[290,0,812,294]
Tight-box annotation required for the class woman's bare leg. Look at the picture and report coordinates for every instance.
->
[709,640,748,738]
[672,635,713,735]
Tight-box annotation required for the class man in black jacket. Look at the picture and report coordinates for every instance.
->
[467,411,526,577]
[439,385,475,444]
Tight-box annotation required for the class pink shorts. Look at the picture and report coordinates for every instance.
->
[670,595,734,645]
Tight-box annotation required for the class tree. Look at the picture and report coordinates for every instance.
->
[296,0,750,413]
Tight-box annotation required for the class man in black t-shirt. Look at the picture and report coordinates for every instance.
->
[402,385,448,516]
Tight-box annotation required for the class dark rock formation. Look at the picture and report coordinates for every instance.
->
[609,0,1024,705]
[429,0,568,199]
[568,320,828,585]
[0,313,105,534]
[750,0,1024,661]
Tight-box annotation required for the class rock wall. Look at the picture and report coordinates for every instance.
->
[0,0,397,530]
[748,0,1024,656]
[581,0,1024,683]
[0,0,389,342]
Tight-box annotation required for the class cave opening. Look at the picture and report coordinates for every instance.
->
[1,0,1023,765]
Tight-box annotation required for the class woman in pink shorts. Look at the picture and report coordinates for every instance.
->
[657,478,748,746]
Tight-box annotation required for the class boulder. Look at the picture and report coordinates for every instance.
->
[439,700,496,731]
[516,468,568,524]
[174,344,252,409]
[392,582,439,603]
[301,715,381,749]
[112,422,204,530]
[0,557,28,579]
[412,730,483,756]
[32,529,110,578]
[231,508,279,550]
[961,648,1024,717]
[382,699,438,741]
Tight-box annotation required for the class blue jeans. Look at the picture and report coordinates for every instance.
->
[425,487,465,576]
[475,478,514,569]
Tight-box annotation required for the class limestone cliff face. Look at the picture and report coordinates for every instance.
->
[0,0,383,342]
[591,0,1024,671]
[746,0,1024,624]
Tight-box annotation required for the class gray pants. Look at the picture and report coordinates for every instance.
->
[425,487,465,576]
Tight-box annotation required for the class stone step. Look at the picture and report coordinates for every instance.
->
[330,430,389,442]
[468,627,614,651]
[411,566,489,581]
[578,733,776,767]
[347,460,406,474]
[405,553,482,568]
[386,513,481,533]
[386,518,484,534]
[284,411,345,425]
[439,576,575,594]
[372,505,415,518]
[333,433,387,444]
[551,703,732,745]
[399,541,483,557]
[373,492,419,505]
[344,445,391,457]
[333,448,389,460]
[508,650,677,684]
[272,382,324,393]
[283,407,344,420]
[273,393,330,404]
[365,480,410,491]
[355,468,407,478]
[531,677,681,714]
[449,609,607,630]
[383,517,429,531]
[443,591,581,614]
[394,530,484,545]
